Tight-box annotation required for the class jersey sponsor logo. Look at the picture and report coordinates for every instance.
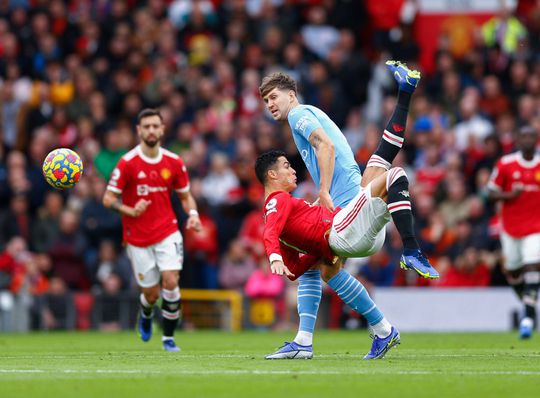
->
[137,171,147,179]
[160,168,172,180]
[137,184,168,196]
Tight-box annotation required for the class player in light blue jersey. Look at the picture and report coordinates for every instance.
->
[287,104,361,209]
[259,61,438,359]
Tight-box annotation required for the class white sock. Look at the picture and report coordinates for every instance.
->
[371,318,392,338]
[294,331,313,346]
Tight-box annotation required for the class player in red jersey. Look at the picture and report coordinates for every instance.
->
[488,126,540,339]
[103,108,201,352]
[255,150,433,359]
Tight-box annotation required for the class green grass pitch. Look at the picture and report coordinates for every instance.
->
[1,330,540,398]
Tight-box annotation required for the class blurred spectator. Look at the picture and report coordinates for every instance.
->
[219,238,257,291]
[31,191,63,253]
[47,209,90,291]
[358,249,397,287]
[439,247,491,287]
[0,237,29,294]
[94,128,129,180]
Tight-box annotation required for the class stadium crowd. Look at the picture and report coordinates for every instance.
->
[1,0,540,330]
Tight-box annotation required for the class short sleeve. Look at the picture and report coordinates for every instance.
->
[288,107,323,141]
[174,157,190,193]
[487,160,504,191]
[107,158,128,194]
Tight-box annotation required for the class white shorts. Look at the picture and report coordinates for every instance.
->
[328,183,390,258]
[500,231,540,271]
[126,231,184,287]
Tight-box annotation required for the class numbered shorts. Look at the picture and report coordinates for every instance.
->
[126,231,184,287]
[500,231,540,271]
[328,183,390,258]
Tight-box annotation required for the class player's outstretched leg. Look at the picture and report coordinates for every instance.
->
[138,293,154,342]
[387,168,439,279]
[364,326,401,360]
[323,268,399,360]
[363,60,421,185]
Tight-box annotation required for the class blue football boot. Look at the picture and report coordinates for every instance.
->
[265,341,313,359]
[400,248,440,279]
[385,60,421,93]
[137,312,153,342]
[163,339,181,352]
[364,326,400,360]
[519,317,534,339]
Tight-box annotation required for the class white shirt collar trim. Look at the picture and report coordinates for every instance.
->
[137,145,162,164]
[516,152,540,168]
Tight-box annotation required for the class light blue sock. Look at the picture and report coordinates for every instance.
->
[327,269,384,326]
[296,269,322,335]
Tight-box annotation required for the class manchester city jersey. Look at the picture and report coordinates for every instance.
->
[288,105,361,207]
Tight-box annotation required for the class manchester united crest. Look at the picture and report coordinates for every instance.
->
[161,168,172,180]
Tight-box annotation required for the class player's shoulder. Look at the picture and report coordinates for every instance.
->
[496,152,520,167]
[265,191,291,208]
[161,147,181,161]
[121,147,140,162]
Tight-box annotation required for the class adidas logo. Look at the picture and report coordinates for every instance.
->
[137,171,147,179]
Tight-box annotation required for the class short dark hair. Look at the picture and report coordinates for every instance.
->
[259,72,297,98]
[254,150,287,184]
[137,108,163,124]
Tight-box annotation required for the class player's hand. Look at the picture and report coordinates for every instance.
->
[132,199,152,217]
[319,190,334,212]
[509,185,524,199]
[186,214,202,232]
[270,260,295,278]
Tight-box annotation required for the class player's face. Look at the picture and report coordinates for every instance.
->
[519,131,539,153]
[263,88,293,121]
[137,115,164,148]
[275,156,297,191]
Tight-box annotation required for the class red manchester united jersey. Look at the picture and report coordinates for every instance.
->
[107,146,190,246]
[263,191,337,269]
[488,152,540,237]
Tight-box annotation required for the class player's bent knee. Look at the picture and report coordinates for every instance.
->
[386,167,408,190]
[320,262,342,282]
[142,287,160,304]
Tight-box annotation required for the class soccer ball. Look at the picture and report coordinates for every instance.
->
[42,148,84,189]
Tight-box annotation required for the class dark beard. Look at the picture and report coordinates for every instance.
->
[143,137,160,147]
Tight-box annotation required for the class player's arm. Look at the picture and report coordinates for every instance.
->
[309,127,335,211]
[487,162,523,201]
[177,190,202,232]
[263,193,293,276]
[488,189,523,201]
[102,190,151,217]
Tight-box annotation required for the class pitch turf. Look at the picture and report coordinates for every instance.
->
[1,330,539,398]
